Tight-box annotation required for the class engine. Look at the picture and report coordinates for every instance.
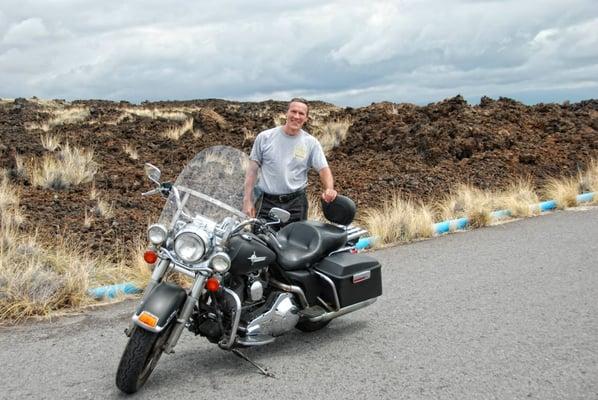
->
[243,292,299,337]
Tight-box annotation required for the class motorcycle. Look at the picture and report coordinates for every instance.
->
[115,145,382,394]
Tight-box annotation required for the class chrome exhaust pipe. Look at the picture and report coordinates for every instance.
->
[307,298,377,323]
[270,278,309,308]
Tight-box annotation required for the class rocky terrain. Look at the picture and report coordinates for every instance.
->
[1,95,596,258]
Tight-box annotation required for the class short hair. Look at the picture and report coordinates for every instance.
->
[289,97,309,115]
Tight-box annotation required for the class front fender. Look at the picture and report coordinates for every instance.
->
[132,282,187,333]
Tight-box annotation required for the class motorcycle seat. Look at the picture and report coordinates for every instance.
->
[272,221,348,271]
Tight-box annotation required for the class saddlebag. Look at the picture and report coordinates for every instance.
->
[315,252,382,308]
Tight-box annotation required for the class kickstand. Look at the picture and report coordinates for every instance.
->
[232,349,276,378]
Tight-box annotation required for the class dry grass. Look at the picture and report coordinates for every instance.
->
[541,177,579,209]
[362,194,434,246]
[90,242,152,290]
[28,143,98,189]
[436,184,494,228]
[0,179,151,321]
[579,159,598,202]
[200,108,228,129]
[494,179,540,217]
[162,117,194,140]
[49,107,90,126]
[311,118,353,154]
[122,144,139,160]
[273,113,286,126]
[242,127,255,145]
[307,194,325,222]
[93,199,114,218]
[40,133,61,151]
[25,106,90,132]
[122,107,188,121]
[0,237,92,321]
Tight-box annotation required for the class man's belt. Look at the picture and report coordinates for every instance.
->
[262,189,306,203]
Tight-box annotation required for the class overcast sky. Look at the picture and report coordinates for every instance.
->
[1,0,597,106]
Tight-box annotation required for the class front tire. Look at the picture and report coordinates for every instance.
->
[115,325,171,394]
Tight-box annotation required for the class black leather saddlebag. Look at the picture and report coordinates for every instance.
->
[315,252,382,308]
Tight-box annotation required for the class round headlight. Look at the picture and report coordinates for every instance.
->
[148,224,167,245]
[174,232,206,263]
[210,252,231,273]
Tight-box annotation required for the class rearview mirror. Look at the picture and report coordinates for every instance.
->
[144,163,161,185]
[269,207,290,223]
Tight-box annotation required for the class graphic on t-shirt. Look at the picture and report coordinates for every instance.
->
[294,144,307,160]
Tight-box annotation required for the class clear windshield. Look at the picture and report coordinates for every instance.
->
[158,146,250,228]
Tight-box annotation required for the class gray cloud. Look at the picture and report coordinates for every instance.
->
[0,0,596,106]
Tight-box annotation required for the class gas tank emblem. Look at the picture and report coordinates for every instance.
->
[248,251,266,265]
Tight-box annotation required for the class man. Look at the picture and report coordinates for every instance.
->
[242,98,337,223]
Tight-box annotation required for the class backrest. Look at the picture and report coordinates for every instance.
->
[321,195,356,226]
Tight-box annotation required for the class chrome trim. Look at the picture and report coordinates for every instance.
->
[269,278,308,308]
[218,287,242,350]
[169,264,196,278]
[328,246,354,256]
[347,228,368,242]
[317,296,334,312]
[164,275,206,353]
[307,298,377,323]
[159,248,212,275]
[313,270,341,311]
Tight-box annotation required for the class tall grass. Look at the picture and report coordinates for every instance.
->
[311,118,353,154]
[579,159,598,204]
[436,184,494,228]
[541,177,579,209]
[28,143,98,189]
[362,194,434,246]
[163,117,194,140]
[25,107,90,132]
[493,179,540,218]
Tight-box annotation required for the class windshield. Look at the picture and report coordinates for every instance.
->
[158,146,250,228]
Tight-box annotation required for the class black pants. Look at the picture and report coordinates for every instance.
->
[256,192,308,229]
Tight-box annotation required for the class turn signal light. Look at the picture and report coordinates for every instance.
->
[138,311,158,328]
[206,277,220,292]
[144,250,158,264]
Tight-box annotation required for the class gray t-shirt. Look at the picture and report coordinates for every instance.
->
[250,126,328,195]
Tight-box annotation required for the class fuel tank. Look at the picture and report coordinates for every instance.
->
[227,232,276,275]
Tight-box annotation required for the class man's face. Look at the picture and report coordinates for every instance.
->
[285,101,308,131]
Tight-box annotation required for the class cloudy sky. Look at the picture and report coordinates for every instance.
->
[1,0,597,106]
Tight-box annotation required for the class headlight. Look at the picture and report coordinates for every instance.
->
[210,252,231,273]
[174,228,208,263]
[148,224,167,245]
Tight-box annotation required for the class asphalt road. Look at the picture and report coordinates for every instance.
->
[1,208,597,400]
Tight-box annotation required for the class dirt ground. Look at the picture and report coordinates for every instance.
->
[1,96,597,258]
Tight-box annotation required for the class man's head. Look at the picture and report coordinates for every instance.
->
[284,98,309,134]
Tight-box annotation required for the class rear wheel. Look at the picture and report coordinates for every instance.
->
[115,325,172,394]
[295,318,330,332]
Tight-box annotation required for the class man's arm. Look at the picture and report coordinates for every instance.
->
[243,160,260,217]
[319,166,337,203]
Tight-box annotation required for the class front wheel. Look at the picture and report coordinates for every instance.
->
[115,325,171,394]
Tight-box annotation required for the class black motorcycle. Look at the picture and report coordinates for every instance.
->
[116,145,382,393]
